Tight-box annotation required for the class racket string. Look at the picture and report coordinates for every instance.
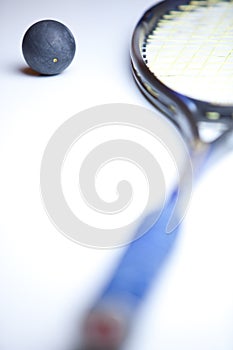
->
[146,3,233,75]
[143,0,233,105]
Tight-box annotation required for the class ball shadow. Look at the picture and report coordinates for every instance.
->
[19,66,42,77]
[19,66,62,77]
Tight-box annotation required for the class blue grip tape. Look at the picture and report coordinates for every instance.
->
[98,190,180,309]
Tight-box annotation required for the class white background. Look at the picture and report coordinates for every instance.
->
[0,0,233,349]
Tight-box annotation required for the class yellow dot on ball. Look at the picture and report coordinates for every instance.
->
[53,58,58,63]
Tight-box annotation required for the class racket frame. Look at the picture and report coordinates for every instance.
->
[130,0,233,148]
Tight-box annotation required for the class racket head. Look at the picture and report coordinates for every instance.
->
[131,0,233,144]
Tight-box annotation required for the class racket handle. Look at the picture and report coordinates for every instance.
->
[79,192,180,349]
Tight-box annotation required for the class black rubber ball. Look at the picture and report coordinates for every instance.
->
[22,19,76,75]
